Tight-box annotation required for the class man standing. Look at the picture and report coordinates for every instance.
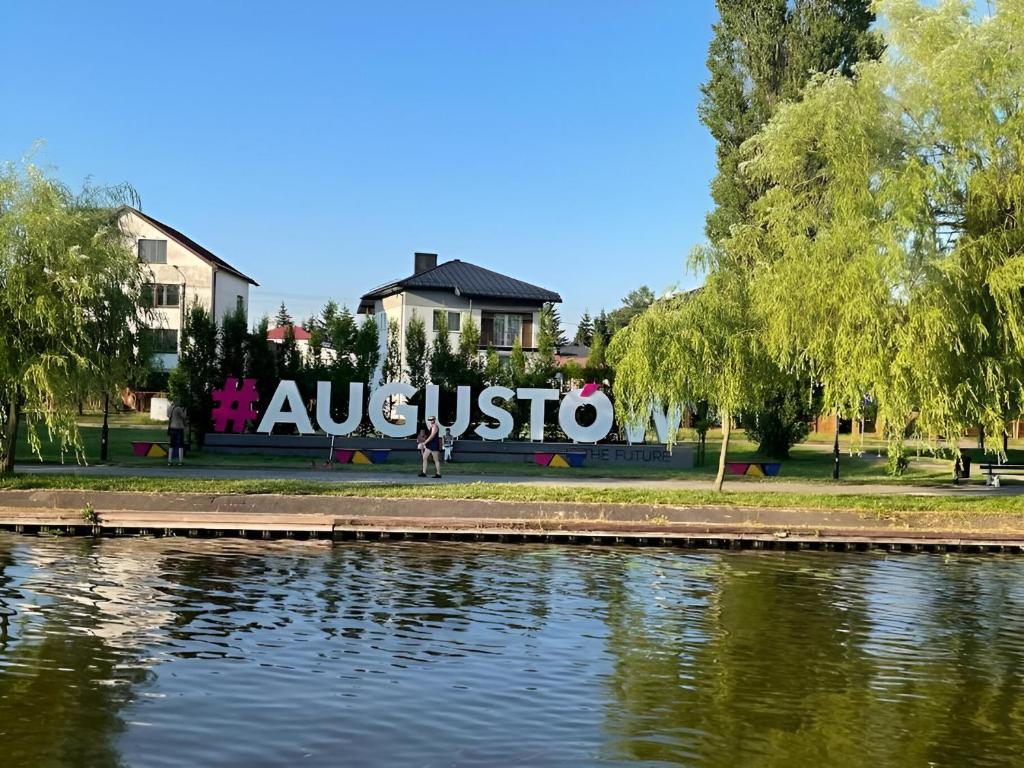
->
[167,401,187,466]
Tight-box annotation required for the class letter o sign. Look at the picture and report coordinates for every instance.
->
[558,389,614,443]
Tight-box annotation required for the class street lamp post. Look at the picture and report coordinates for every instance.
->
[100,392,110,462]
[832,412,841,480]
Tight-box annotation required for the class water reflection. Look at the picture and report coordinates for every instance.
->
[0,535,1022,767]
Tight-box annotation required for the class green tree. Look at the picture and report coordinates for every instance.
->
[404,311,430,389]
[458,314,481,364]
[509,337,528,386]
[484,345,508,387]
[611,262,770,491]
[169,303,219,446]
[574,310,594,346]
[540,302,568,347]
[274,302,292,328]
[0,164,149,473]
[588,329,607,370]
[325,305,357,360]
[245,316,278,412]
[278,324,302,380]
[593,309,611,345]
[607,286,655,333]
[219,304,248,380]
[353,314,381,388]
[741,380,814,459]
[532,307,558,380]
[734,0,1024,466]
[429,311,458,387]
[699,0,881,243]
[83,254,154,461]
[382,317,402,383]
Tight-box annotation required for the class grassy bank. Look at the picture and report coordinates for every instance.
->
[0,473,1020,518]
[15,422,972,485]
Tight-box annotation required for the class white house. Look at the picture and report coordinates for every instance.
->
[118,207,259,369]
[358,252,562,375]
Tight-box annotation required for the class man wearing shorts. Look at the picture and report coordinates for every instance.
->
[419,416,442,478]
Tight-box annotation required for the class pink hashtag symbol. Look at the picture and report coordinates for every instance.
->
[211,378,260,433]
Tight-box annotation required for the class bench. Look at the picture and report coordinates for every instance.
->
[979,463,1024,487]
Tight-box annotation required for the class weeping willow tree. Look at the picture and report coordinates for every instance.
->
[610,262,773,491]
[731,0,1024,466]
[0,162,150,473]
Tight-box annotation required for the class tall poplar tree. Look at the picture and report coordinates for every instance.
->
[700,0,882,242]
[404,311,429,390]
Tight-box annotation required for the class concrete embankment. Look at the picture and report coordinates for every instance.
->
[2,489,1024,552]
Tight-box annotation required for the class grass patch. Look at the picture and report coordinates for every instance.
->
[0,473,1020,517]
[14,423,964,484]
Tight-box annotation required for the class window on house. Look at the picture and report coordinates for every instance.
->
[491,313,522,347]
[142,283,180,307]
[138,239,168,264]
[142,328,178,355]
[236,295,244,314]
[159,284,179,307]
[432,310,462,333]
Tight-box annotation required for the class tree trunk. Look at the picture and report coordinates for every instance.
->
[713,409,731,492]
[0,398,19,475]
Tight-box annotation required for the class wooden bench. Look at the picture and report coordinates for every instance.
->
[979,463,1024,487]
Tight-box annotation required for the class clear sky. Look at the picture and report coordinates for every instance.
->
[1,0,718,335]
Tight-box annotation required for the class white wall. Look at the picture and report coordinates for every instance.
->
[214,270,251,325]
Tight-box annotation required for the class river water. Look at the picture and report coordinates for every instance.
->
[1,534,1022,767]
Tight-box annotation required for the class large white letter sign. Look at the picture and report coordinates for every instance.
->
[516,388,560,442]
[558,389,614,443]
[369,381,417,437]
[315,381,364,436]
[652,403,682,444]
[475,386,515,440]
[257,380,314,435]
[624,402,683,444]
[424,384,472,437]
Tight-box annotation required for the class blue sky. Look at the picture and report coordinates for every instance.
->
[0,1,718,334]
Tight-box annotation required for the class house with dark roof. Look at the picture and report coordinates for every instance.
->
[118,207,258,368]
[359,252,561,371]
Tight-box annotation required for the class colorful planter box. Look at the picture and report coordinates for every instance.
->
[131,441,171,458]
[333,448,390,465]
[725,462,782,477]
[534,452,586,468]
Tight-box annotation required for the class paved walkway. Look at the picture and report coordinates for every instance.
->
[13,462,1021,497]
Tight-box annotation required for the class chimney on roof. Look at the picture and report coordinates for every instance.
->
[414,252,438,274]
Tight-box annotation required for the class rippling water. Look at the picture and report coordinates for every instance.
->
[1,535,1023,767]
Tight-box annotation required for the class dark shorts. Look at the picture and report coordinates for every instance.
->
[426,436,441,452]
[169,428,185,449]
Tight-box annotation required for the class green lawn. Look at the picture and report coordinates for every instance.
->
[0,473,1022,520]
[12,421,1005,486]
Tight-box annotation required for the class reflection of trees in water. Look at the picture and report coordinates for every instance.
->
[0,540,15,650]
[0,537,152,768]
[600,553,1024,767]
[315,543,559,646]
